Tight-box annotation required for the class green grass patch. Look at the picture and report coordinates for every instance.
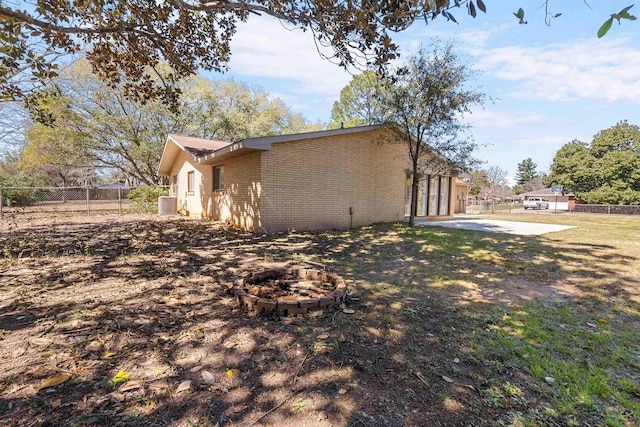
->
[468,303,640,426]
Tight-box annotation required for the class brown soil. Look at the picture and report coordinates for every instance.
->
[0,214,592,427]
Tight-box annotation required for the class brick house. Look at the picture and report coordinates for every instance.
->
[158,125,459,232]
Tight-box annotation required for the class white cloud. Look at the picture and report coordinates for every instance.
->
[229,16,352,97]
[471,37,640,104]
[458,24,513,48]
[468,108,547,128]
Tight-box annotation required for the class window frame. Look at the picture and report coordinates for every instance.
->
[187,171,195,194]
[213,165,224,192]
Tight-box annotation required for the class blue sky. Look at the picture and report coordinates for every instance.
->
[216,2,640,183]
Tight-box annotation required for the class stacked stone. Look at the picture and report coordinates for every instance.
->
[233,267,347,316]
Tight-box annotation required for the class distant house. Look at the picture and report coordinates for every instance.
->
[158,125,461,232]
[521,187,577,211]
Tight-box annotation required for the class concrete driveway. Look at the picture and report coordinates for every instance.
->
[415,217,576,236]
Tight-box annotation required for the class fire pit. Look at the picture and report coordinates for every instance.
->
[233,266,347,315]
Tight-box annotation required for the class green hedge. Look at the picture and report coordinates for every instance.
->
[127,185,169,213]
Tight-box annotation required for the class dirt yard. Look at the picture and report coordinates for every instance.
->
[0,213,638,427]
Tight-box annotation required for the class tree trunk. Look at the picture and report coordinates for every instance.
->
[409,157,420,227]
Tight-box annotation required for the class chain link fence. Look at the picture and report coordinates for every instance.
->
[466,201,520,214]
[0,185,135,219]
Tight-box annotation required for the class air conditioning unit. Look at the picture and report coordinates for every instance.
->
[158,196,178,215]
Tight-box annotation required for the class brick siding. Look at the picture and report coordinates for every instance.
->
[258,129,406,232]
[172,129,408,232]
[212,152,262,230]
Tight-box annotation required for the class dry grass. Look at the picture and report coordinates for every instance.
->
[0,212,638,426]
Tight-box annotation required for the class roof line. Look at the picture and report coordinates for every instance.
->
[194,124,387,163]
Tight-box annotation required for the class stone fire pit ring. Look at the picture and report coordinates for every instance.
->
[233,266,347,316]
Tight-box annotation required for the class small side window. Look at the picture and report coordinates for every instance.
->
[213,166,224,191]
[187,171,195,193]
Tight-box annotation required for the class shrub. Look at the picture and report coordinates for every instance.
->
[0,175,47,207]
[127,185,169,213]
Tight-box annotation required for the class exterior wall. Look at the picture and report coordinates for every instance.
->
[168,151,212,218]
[453,184,468,214]
[259,129,406,232]
[211,152,262,231]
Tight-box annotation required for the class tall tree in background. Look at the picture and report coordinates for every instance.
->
[468,170,489,199]
[485,165,509,200]
[380,42,486,226]
[22,112,92,187]
[179,77,316,142]
[328,71,387,129]
[515,158,538,185]
[21,60,318,185]
[0,102,29,151]
[546,121,640,204]
[514,157,546,193]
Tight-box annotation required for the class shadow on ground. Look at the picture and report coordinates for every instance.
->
[0,216,637,426]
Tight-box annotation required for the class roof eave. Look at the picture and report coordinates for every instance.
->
[196,141,271,164]
[157,135,190,176]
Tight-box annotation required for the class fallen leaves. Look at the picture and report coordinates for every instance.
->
[85,341,102,352]
[201,370,215,385]
[175,380,192,394]
[35,373,71,392]
[12,347,26,358]
[148,380,169,392]
[119,380,142,393]
[415,371,429,386]
[110,370,130,387]
[31,337,54,346]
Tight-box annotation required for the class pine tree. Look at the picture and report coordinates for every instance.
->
[515,158,538,185]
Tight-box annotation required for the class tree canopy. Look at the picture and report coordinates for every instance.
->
[2,1,635,108]
[1,0,490,106]
[21,60,318,185]
[375,41,485,225]
[328,71,388,130]
[515,158,537,185]
[546,121,640,204]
